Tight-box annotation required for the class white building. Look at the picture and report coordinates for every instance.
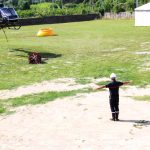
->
[135,3,150,26]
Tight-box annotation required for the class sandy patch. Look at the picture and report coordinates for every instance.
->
[0,78,109,100]
[138,62,150,72]
[111,47,126,52]
[140,42,150,47]
[0,91,150,150]
[120,86,150,96]
[141,62,150,67]
[0,78,150,100]
[135,52,150,55]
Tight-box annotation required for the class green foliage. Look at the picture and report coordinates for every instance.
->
[17,9,35,18]
[112,0,119,13]
[49,3,60,9]
[11,0,150,18]
[2,0,150,13]
[18,0,30,10]
[64,3,77,8]
[31,2,51,9]
[30,3,51,17]
[17,2,97,17]
[103,0,112,12]
[126,0,135,12]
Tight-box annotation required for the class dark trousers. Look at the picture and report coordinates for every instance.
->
[109,98,119,113]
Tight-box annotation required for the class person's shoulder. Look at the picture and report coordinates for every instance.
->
[106,82,113,87]
[116,81,123,86]
[116,80,123,83]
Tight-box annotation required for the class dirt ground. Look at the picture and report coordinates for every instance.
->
[0,88,150,150]
[0,78,149,99]
[0,78,149,150]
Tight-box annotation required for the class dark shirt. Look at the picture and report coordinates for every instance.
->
[106,80,123,100]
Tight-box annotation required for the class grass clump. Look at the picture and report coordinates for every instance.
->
[0,104,7,114]
[133,95,150,102]
[76,78,92,84]
[10,90,82,107]
[96,81,110,86]
[0,88,93,115]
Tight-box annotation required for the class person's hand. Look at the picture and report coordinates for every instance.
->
[127,81,132,84]
[89,84,99,90]
[123,81,132,85]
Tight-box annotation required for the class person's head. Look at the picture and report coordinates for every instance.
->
[110,73,116,81]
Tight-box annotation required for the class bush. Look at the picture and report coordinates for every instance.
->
[30,2,51,11]
[18,0,30,10]
[17,2,100,18]
[126,0,135,12]
[49,3,60,9]
[17,10,35,18]
[29,2,61,17]
[64,3,77,8]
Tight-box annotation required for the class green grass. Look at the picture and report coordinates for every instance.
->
[96,81,110,86]
[0,20,150,90]
[0,107,6,114]
[9,89,90,107]
[0,88,93,114]
[75,78,92,84]
[0,103,7,114]
[133,95,150,102]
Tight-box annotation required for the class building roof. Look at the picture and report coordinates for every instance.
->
[135,2,150,11]
[135,3,150,10]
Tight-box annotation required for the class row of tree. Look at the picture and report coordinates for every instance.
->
[0,0,150,18]
[1,0,150,11]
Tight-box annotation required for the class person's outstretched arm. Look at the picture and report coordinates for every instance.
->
[123,81,132,85]
[96,85,106,90]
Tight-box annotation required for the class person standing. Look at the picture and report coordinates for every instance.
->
[96,73,131,121]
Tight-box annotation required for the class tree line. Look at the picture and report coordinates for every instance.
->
[0,0,149,18]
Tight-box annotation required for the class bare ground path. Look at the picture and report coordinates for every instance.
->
[0,78,150,149]
[0,78,150,99]
[0,90,150,150]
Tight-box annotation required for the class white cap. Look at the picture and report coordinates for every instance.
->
[110,73,117,79]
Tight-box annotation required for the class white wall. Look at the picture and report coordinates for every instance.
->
[135,11,150,26]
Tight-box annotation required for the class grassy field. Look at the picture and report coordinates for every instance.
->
[0,20,150,90]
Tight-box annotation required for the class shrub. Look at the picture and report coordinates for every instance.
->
[126,0,135,12]
[30,2,51,11]
[17,9,36,18]
[49,3,60,9]
[64,3,77,8]
[18,0,30,10]
[17,2,100,18]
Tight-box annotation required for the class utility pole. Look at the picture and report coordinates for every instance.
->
[136,0,138,8]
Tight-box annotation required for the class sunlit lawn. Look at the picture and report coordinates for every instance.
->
[0,20,150,90]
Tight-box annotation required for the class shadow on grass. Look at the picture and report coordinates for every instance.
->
[10,48,62,64]
[119,119,150,125]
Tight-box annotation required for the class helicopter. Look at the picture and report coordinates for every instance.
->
[0,3,21,41]
[0,3,21,29]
